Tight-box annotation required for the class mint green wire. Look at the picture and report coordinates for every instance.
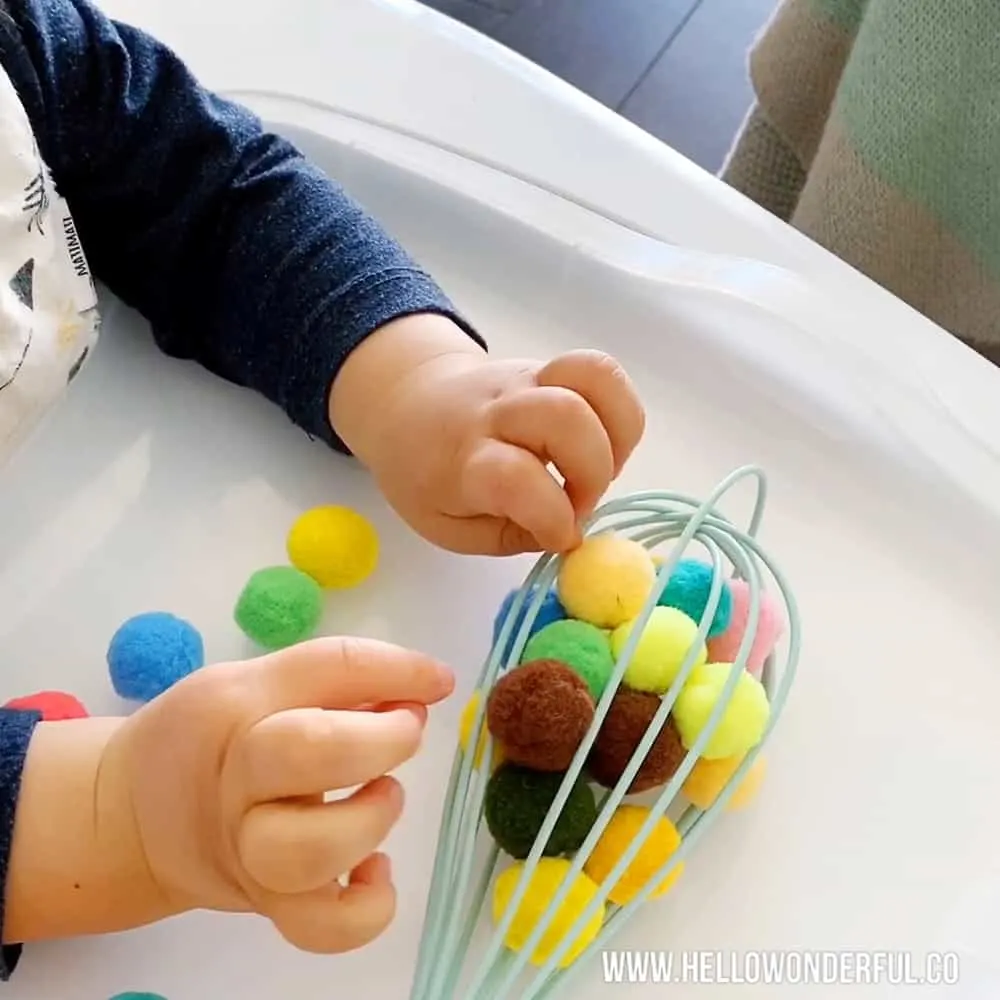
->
[408,466,800,1000]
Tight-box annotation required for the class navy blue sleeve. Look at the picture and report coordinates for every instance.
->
[0,0,483,451]
[0,709,40,980]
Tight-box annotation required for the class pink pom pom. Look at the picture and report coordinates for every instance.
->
[3,690,89,720]
[705,579,784,678]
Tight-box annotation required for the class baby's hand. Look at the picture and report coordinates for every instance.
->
[333,317,645,556]
[101,638,454,953]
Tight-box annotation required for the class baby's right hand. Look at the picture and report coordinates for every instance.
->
[100,637,454,953]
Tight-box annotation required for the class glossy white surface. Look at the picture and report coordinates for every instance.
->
[4,1,1000,996]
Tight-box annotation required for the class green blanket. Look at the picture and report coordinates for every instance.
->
[722,0,1000,361]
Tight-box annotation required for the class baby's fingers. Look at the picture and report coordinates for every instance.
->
[461,438,579,552]
[252,637,455,713]
[236,706,424,803]
[490,385,614,518]
[535,350,645,477]
[265,852,397,954]
[239,775,403,895]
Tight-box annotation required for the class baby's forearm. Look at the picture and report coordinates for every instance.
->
[3,718,181,945]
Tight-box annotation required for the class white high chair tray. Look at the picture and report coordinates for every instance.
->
[3,2,1000,997]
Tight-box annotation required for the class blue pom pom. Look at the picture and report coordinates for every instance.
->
[492,587,566,659]
[656,559,733,637]
[107,612,205,702]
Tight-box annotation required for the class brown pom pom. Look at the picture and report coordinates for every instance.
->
[588,686,686,793]
[486,659,595,771]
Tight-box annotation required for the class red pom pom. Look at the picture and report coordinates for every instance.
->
[3,690,89,720]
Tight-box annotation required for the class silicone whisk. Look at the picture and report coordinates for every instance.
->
[409,465,800,1000]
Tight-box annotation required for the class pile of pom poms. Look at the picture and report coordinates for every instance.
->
[1,504,380,719]
[235,504,378,651]
[111,505,377,702]
[461,532,783,968]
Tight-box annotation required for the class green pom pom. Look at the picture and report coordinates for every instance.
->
[521,619,614,700]
[235,565,322,650]
[484,763,598,859]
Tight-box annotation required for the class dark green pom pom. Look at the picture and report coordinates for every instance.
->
[484,762,598,860]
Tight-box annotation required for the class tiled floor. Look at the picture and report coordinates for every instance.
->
[422,0,779,174]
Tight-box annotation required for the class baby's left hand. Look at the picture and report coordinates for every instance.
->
[349,335,645,556]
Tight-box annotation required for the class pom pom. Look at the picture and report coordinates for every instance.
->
[683,752,766,811]
[492,858,605,968]
[656,558,732,638]
[582,804,684,905]
[487,660,594,771]
[286,505,379,589]
[107,612,204,702]
[706,579,784,678]
[521,619,614,700]
[493,586,566,661]
[3,690,88,720]
[672,662,770,759]
[557,533,655,629]
[234,566,323,650]
[458,690,505,770]
[588,687,686,793]
[485,763,598,859]
[610,607,706,695]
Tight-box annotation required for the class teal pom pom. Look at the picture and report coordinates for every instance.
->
[234,566,323,650]
[521,619,614,700]
[657,558,732,637]
[484,763,597,859]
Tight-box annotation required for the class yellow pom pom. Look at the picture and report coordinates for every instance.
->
[583,804,683,906]
[557,534,655,629]
[286,505,378,589]
[610,607,707,694]
[458,691,504,770]
[673,663,770,759]
[683,752,766,811]
[492,858,605,968]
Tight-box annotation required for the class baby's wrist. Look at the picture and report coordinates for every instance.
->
[4,718,182,944]
[329,313,485,466]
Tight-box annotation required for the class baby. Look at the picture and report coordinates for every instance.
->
[0,0,645,981]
